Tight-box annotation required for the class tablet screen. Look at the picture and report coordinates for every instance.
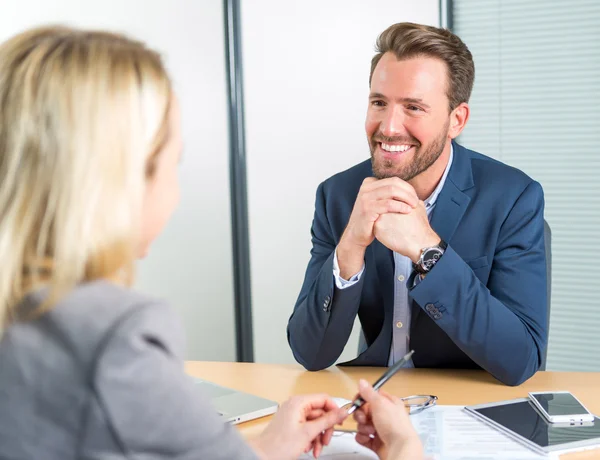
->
[473,400,600,448]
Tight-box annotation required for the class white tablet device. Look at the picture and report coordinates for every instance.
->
[464,398,600,455]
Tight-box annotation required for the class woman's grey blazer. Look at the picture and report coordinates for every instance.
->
[0,281,258,460]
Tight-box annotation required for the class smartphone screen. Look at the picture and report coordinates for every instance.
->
[531,393,589,416]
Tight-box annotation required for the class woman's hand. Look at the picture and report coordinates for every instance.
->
[353,379,423,460]
[250,394,347,459]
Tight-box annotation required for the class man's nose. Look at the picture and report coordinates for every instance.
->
[379,105,406,138]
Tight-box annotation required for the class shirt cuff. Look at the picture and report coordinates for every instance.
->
[332,247,365,290]
[412,271,424,287]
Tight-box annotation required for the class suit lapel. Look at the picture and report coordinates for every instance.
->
[429,181,471,243]
[430,141,474,244]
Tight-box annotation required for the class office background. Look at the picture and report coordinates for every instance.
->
[2,0,598,372]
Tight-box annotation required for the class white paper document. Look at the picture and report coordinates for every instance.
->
[410,405,559,460]
[298,405,560,460]
[297,432,377,459]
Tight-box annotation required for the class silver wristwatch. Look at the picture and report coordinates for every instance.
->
[414,240,447,275]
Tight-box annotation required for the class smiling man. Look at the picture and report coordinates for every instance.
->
[287,23,548,386]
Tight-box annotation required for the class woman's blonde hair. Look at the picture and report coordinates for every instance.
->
[0,26,172,327]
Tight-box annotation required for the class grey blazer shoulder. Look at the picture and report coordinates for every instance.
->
[0,281,257,460]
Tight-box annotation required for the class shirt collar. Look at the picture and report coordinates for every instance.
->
[424,144,454,209]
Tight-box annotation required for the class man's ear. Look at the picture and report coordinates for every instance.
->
[448,102,470,139]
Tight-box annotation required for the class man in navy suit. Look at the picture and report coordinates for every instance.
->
[287,23,548,386]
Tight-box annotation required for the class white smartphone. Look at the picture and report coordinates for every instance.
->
[528,391,594,423]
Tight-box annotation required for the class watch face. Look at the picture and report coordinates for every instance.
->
[422,248,444,271]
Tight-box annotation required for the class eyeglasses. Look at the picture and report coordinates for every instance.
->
[402,394,438,415]
[341,394,437,415]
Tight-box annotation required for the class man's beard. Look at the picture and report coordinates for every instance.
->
[370,120,450,181]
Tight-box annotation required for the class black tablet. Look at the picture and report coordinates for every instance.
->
[465,398,600,455]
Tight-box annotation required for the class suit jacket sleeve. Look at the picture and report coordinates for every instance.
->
[287,182,364,371]
[90,302,258,460]
[410,180,548,386]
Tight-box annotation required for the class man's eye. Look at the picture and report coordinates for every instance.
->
[371,100,385,107]
[407,105,423,111]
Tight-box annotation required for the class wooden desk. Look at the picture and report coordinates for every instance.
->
[186,362,600,459]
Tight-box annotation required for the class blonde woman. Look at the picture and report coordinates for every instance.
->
[0,26,424,460]
[0,26,350,460]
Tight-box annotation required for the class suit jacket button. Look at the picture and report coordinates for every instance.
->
[425,303,435,312]
[322,296,331,312]
[433,313,442,320]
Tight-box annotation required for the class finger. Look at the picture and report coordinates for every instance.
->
[355,433,373,447]
[353,409,368,424]
[319,398,340,413]
[379,390,393,399]
[379,390,400,404]
[337,408,349,424]
[358,379,381,404]
[363,184,418,207]
[361,177,378,187]
[304,408,329,454]
[322,426,335,446]
[370,198,413,215]
[304,408,346,440]
[296,394,340,413]
[362,177,418,198]
[313,441,321,458]
[306,408,325,420]
[361,176,415,195]
[312,434,323,458]
[356,423,376,436]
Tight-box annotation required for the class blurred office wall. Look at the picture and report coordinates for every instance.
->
[241,0,440,364]
[0,0,237,361]
[1,1,441,365]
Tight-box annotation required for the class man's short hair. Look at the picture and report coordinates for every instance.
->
[370,22,475,111]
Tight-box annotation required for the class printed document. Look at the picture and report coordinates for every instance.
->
[298,405,559,459]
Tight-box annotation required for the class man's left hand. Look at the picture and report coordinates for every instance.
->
[373,201,440,263]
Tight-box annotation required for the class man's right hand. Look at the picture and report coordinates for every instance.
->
[337,177,418,279]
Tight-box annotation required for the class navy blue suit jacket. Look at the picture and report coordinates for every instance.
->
[287,142,548,386]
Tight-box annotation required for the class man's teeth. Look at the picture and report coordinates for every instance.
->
[381,143,412,153]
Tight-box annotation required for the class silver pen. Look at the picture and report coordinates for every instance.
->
[347,350,415,415]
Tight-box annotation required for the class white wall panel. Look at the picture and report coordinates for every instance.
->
[242,0,440,364]
[1,0,236,361]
